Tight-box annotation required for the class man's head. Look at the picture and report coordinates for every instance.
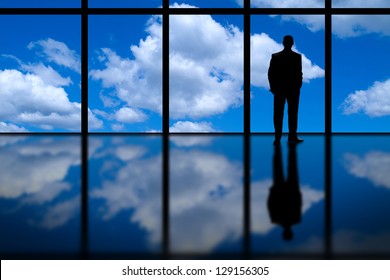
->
[283,35,294,50]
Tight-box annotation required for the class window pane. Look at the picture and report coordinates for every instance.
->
[333,136,390,256]
[332,15,390,132]
[251,136,325,255]
[333,0,390,8]
[169,15,243,132]
[251,0,324,8]
[0,136,81,258]
[89,0,161,8]
[0,0,80,8]
[89,136,162,255]
[170,136,243,255]
[89,15,162,132]
[251,15,325,132]
[0,16,81,132]
[171,0,242,8]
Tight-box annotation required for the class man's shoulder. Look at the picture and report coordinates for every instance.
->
[272,50,301,58]
[272,51,283,57]
[292,51,302,58]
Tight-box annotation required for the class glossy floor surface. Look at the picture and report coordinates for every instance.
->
[1,135,390,259]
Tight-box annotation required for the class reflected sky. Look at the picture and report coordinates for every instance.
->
[0,136,81,254]
[251,136,325,255]
[170,136,243,254]
[88,136,162,254]
[2,135,390,259]
[333,136,390,255]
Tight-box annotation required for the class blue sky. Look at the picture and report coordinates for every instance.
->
[0,15,84,132]
[0,0,80,8]
[171,0,241,8]
[89,0,162,8]
[1,1,390,132]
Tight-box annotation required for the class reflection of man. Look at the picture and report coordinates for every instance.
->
[268,35,303,145]
[267,144,302,241]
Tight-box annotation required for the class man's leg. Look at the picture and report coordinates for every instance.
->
[274,93,286,143]
[287,92,300,141]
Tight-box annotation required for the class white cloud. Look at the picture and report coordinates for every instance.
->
[28,38,81,73]
[333,0,390,8]
[21,63,72,87]
[89,28,162,114]
[341,79,390,117]
[1,39,103,131]
[333,15,390,38]
[251,0,323,8]
[99,91,120,108]
[0,69,82,130]
[0,122,27,132]
[114,107,148,123]
[90,10,324,128]
[170,121,217,132]
[343,151,390,189]
[251,1,390,38]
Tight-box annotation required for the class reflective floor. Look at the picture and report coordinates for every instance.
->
[1,135,390,259]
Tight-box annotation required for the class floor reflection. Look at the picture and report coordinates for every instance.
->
[88,136,162,256]
[170,136,243,254]
[0,136,81,257]
[333,136,390,256]
[251,136,324,256]
[1,134,390,259]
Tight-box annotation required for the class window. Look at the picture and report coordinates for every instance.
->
[251,15,325,132]
[2,0,389,133]
[333,15,390,132]
[0,15,81,132]
[89,15,162,132]
[169,14,243,132]
[2,0,390,260]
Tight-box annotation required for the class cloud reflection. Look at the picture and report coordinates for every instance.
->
[343,151,390,189]
[90,136,324,253]
[0,136,80,229]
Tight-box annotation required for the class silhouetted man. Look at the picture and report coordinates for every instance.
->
[268,35,303,145]
[267,144,302,241]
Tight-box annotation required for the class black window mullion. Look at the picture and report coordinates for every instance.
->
[162,0,170,258]
[243,0,251,258]
[324,0,332,259]
[81,0,89,259]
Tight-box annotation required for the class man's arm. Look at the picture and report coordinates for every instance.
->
[268,55,277,93]
[298,54,303,89]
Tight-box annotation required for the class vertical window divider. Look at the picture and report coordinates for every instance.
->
[81,0,89,259]
[324,0,333,259]
[243,0,251,258]
[162,0,170,258]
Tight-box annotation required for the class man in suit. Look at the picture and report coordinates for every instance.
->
[268,35,303,145]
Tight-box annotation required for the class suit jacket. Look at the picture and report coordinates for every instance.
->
[268,49,303,95]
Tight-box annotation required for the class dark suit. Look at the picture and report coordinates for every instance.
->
[268,49,303,140]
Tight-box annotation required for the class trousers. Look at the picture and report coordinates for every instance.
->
[273,91,300,140]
